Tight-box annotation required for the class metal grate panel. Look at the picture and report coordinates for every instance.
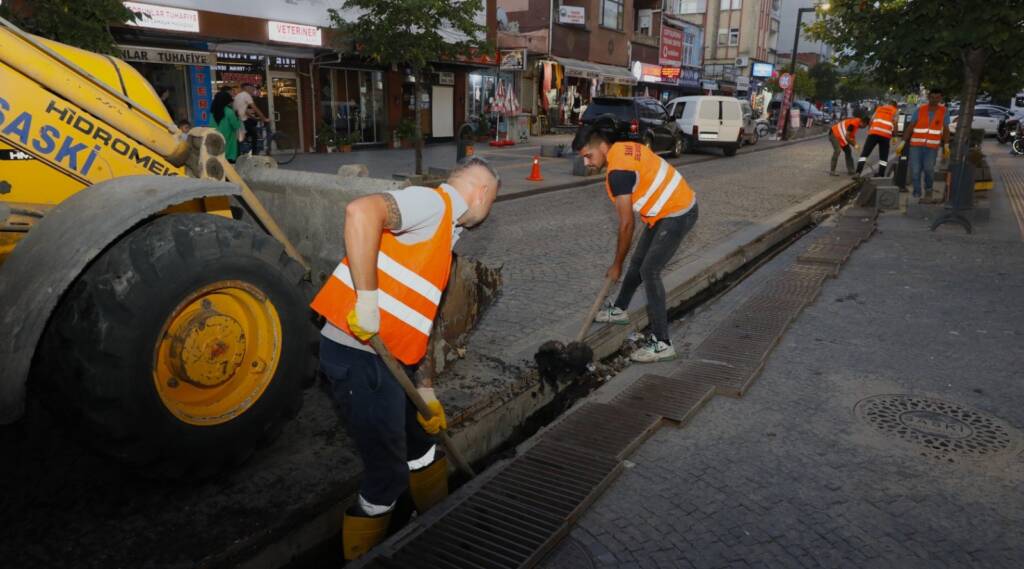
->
[537,403,662,460]
[673,358,759,398]
[612,374,715,424]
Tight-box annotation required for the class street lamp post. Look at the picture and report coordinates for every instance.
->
[782,3,828,139]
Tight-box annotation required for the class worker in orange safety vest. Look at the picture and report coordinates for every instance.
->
[901,86,950,201]
[574,121,699,363]
[310,156,500,560]
[829,115,868,176]
[857,99,899,177]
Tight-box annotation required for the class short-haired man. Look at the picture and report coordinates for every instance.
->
[857,99,899,177]
[311,157,501,560]
[575,127,699,363]
[829,115,868,176]
[233,83,270,153]
[902,87,950,201]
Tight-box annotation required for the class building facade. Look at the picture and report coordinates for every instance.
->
[498,0,704,129]
[776,0,832,72]
[668,0,780,97]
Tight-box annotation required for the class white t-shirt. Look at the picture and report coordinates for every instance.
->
[233,90,254,121]
[321,184,469,352]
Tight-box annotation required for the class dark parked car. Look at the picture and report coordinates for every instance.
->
[579,96,683,156]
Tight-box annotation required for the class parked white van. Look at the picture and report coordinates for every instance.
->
[666,95,744,156]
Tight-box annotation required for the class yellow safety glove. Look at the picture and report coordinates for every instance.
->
[896,141,905,155]
[416,387,447,435]
[943,146,950,160]
[346,289,379,341]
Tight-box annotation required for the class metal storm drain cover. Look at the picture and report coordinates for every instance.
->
[855,395,1019,462]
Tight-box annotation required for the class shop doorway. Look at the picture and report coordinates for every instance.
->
[323,68,386,145]
[268,72,303,153]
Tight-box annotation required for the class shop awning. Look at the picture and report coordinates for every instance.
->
[553,56,636,86]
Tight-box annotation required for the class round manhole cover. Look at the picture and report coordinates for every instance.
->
[855,395,1018,462]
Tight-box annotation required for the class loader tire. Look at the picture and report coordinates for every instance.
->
[33,213,316,477]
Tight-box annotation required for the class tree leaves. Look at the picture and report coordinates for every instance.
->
[0,0,137,55]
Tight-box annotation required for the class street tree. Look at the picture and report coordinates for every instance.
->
[809,62,840,102]
[808,0,1024,165]
[767,67,816,99]
[0,0,137,55]
[329,0,490,175]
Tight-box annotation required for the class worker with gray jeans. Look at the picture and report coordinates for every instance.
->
[829,132,855,174]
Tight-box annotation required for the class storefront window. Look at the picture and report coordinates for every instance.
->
[324,68,386,144]
[467,72,496,122]
[127,61,190,123]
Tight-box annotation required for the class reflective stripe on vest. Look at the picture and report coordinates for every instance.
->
[606,142,696,226]
[310,187,454,364]
[909,105,945,149]
[868,105,897,138]
[831,118,858,148]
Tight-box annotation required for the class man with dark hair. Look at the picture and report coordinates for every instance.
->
[857,98,899,177]
[829,115,868,176]
[574,124,699,363]
[233,83,270,153]
[902,87,950,201]
[311,156,500,560]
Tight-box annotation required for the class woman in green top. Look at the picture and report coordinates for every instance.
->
[211,89,241,162]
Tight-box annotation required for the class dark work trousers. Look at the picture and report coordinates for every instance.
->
[319,337,436,507]
[613,204,699,344]
[856,134,891,175]
[829,131,855,174]
[243,118,260,154]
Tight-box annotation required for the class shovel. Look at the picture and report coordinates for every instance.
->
[368,336,476,478]
[534,276,615,379]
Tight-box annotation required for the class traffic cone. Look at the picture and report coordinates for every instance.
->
[526,155,544,181]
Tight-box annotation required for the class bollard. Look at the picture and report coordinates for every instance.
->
[456,123,476,162]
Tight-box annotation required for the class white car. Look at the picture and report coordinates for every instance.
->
[666,95,744,156]
[950,106,1006,135]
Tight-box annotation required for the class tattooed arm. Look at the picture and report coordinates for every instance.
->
[343,193,398,291]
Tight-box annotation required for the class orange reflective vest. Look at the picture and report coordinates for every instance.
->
[909,105,946,149]
[605,142,696,226]
[310,188,454,365]
[868,105,897,138]
[830,118,860,148]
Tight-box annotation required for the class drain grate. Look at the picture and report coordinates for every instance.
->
[612,374,715,424]
[673,358,757,398]
[538,403,662,460]
[855,395,1019,463]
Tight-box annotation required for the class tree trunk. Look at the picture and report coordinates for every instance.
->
[414,72,424,175]
[952,48,986,162]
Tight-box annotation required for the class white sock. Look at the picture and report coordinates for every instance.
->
[358,494,395,516]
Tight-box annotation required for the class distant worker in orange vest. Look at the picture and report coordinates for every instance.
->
[902,86,950,201]
[574,122,699,363]
[310,157,500,560]
[829,115,868,176]
[857,99,899,177]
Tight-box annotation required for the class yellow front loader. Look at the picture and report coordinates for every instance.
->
[0,18,320,476]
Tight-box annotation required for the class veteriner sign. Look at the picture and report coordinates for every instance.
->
[119,46,215,67]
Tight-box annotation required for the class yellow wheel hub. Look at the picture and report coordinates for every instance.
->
[154,281,282,426]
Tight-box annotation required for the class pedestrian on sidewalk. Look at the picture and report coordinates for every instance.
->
[574,123,699,363]
[210,89,241,163]
[829,115,868,176]
[311,157,500,560]
[233,83,270,153]
[902,87,950,201]
[857,99,898,177]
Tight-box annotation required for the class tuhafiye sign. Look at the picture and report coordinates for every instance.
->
[119,45,215,66]
[123,2,200,33]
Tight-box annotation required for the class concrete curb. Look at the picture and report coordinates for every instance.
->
[496,133,829,203]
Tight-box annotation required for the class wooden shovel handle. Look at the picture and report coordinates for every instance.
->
[575,277,615,343]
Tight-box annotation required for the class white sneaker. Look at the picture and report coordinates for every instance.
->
[630,336,676,363]
[595,306,629,324]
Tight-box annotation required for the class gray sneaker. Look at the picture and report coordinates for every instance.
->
[595,306,629,324]
[630,335,677,363]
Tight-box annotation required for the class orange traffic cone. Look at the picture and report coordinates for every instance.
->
[526,155,544,181]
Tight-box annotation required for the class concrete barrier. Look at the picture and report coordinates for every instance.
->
[336,164,369,177]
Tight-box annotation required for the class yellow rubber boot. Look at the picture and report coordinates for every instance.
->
[342,510,392,561]
[409,453,449,513]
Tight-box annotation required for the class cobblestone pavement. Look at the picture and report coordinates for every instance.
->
[451,137,849,368]
[539,155,1024,568]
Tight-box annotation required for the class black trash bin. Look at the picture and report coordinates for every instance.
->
[457,123,475,162]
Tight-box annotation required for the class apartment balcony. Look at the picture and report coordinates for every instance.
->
[632,31,659,48]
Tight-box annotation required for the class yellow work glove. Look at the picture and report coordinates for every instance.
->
[416,387,447,435]
[943,146,950,160]
[896,141,905,155]
[346,289,379,341]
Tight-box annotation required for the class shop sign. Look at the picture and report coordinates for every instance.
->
[499,49,527,71]
[701,80,718,91]
[659,25,684,67]
[631,61,663,84]
[268,20,322,47]
[437,72,455,86]
[660,67,681,82]
[124,2,200,33]
[736,76,750,90]
[187,66,213,125]
[558,6,586,25]
[751,62,774,78]
[119,45,213,66]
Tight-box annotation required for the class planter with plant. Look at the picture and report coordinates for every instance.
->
[338,133,355,153]
[396,118,418,149]
[316,122,340,153]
